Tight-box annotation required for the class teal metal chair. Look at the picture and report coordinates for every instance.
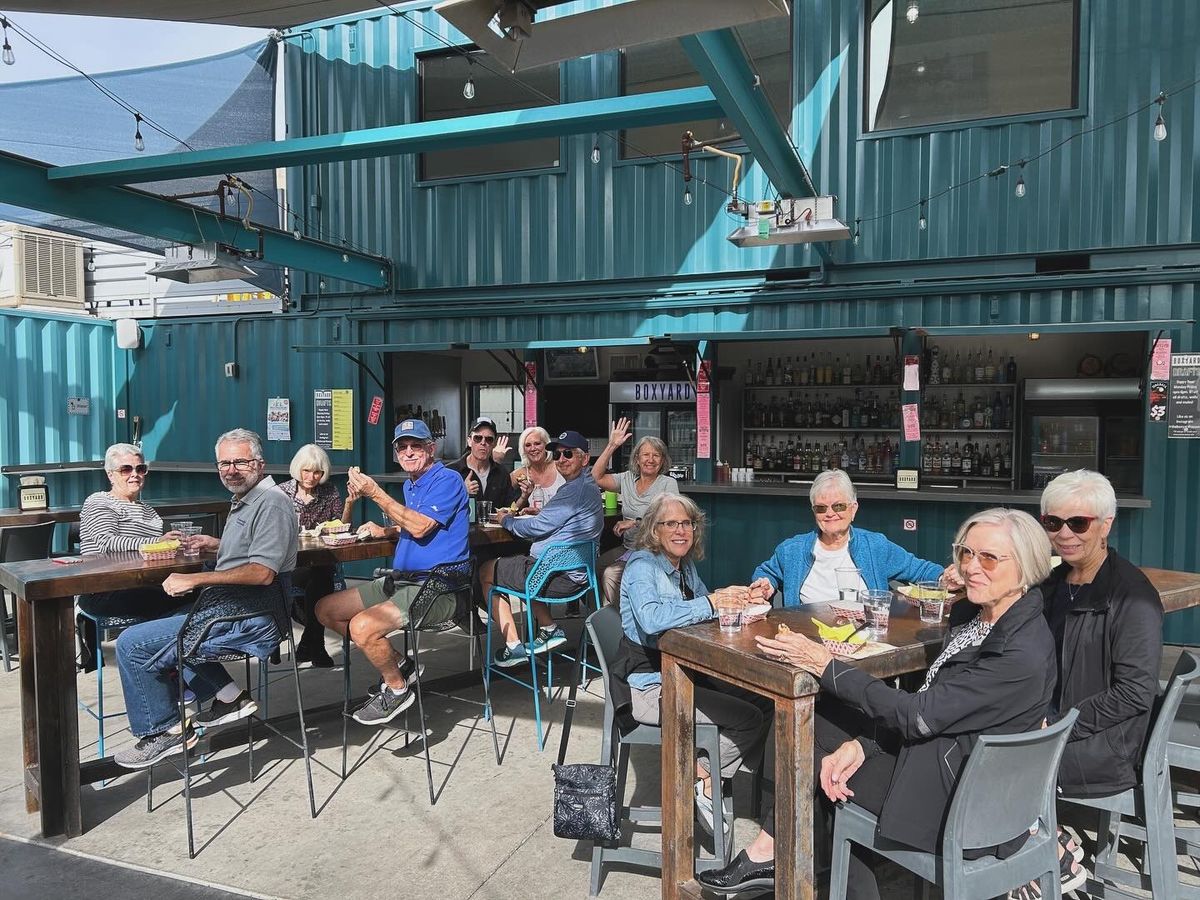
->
[483,540,600,752]
[829,710,1078,900]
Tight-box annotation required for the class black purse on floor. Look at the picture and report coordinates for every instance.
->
[551,763,619,843]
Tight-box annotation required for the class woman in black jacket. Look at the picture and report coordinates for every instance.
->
[696,508,1058,899]
[1038,470,1162,852]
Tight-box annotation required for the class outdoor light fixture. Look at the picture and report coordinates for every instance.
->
[726,197,851,248]
[1,16,14,66]
[1153,92,1167,142]
[148,243,258,285]
[918,200,928,231]
[906,0,919,23]
[1014,161,1027,198]
[591,142,601,164]
[463,57,476,100]
[133,113,145,152]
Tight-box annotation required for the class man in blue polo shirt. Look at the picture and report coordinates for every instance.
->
[315,418,469,724]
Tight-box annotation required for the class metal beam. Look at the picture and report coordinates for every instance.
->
[47,87,724,187]
[0,151,391,287]
[680,29,816,199]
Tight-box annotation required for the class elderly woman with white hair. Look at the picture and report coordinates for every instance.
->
[591,417,680,605]
[700,508,1058,898]
[749,469,946,608]
[277,443,360,667]
[1032,469,1162,877]
[508,426,564,514]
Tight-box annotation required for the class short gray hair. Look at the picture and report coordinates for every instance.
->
[518,426,552,465]
[953,507,1052,589]
[1040,469,1117,521]
[289,443,332,484]
[810,469,857,506]
[215,428,264,460]
[634,492,706,561]
[104,443,144,472]
[628,436,671,476]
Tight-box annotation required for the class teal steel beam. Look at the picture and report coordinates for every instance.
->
[0,151,391,287]
[292,337,652,354]
[680,29,816,199]
[47,87,723,187]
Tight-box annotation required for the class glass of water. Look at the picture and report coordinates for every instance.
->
[835,567,862,605]
[717,605,742,635]
[860,589,892,635]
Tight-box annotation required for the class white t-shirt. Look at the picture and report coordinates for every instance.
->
[799,541,867,605]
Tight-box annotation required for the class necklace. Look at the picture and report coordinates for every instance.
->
[1067,581,1087,602]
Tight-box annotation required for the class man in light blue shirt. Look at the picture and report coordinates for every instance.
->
[482,429,603,667]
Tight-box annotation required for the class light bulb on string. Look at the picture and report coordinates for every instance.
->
[917,201,927,231]
[906,1,919,24]
[1,17,14,66]
[462,57,476,100]
[1153,92,1167,142]
[683,187,693,206]
[86,254,96,273]
[852,218,861,245]
[1014,160,1027,198]
[591,143,601,165]
[133,113,145,152]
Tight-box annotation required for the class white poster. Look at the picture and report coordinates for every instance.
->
[267,397,291,442]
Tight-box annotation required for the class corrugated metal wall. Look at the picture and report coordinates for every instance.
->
[287,0,1199,292]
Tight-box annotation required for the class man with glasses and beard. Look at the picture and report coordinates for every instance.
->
[113,428,298,768]
[449,416,521,510]
[480,430,603,667]
[315,418,470,725]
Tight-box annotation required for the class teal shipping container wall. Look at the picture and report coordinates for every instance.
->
[285,0,1199,294]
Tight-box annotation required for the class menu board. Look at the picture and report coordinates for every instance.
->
[1168,353,1200,439]
[314,390,333,448]
[314,389,354,450]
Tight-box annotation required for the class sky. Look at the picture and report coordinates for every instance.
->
[0,12,269,83]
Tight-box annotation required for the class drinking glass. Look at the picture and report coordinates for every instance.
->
[170,520,192,535]
[717,605,742,634]
[179,525,203,557]
[919,597,946,623]
[860,589,892,635]
[835,567,862,605]
[478,500,493,524]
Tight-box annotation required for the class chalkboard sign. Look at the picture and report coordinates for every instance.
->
[1168,353,1200,439]
[544,347,599,381]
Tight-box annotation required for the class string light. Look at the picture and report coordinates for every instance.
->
[591,142,601,165]
[462,57,476,101]
[906,1,919,24]
[917,200,927,231]
[1153,92,1167,142]
[1,17,14,66]
[683,187,693,206]
[1014,160,1027,198]
[133,113,144,152]
[86,252,96,273]
[852,218,861,245]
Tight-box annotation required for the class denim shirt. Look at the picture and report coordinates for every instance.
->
[503,469,603,578]
[619,549,714,689]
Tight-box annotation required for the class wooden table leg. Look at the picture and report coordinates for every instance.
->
[31,595,82,837]
[774,693,816,900]
[17,594,39,814]
[661,654,695,900]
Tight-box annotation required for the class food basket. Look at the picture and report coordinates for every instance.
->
[139,540,181,561]
[321,532,357,546]
[318,521,351,534]
[896,584,950,606]
[828,600,866,622]
[821,637,868,657]
[741,603,772,624]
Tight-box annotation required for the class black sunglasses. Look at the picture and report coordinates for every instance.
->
[550,448,579,460]
[1039,514,1097,535]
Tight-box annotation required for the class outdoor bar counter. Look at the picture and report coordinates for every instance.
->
[681,479,1151,507]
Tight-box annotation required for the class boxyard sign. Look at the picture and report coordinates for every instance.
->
[608,381,695,403]
[1168,354,1200,439]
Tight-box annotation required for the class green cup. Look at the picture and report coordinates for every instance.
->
[603,490,619,510]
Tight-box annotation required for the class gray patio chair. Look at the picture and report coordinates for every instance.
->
[829,709,1079,900]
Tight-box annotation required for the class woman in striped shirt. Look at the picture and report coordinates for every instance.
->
[77,443,185,671]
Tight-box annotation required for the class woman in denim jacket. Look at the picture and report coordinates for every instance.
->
[613,492,772,840]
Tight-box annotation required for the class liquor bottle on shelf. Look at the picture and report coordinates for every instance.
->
[984,349,996,383]
[921,440,932,474]
[1005,354,1018,383]
[755,360,764,385]
[765,357,776,386]
[941,352,952,385]
[928,345,941,385]
[744,360,754,387]
[783,357,795,386]
[842,356,852,385]
[981,445,993,477]
[941,441,952,474]
[974,349,985,384]
[961,442,973,476]
[973,397,985,429]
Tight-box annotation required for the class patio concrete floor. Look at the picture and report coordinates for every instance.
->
[1,615,1197,899]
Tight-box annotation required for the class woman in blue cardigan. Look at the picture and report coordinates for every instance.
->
[750,470,947,608]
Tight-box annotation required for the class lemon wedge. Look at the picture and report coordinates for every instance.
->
[811,618,867,645]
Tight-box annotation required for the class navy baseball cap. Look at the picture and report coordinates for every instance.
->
[393,418,433,443]
[546,430,589,453]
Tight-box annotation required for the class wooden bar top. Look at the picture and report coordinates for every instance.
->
[0,496,232,529]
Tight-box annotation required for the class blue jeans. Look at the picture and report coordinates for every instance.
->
[115,612,274,737]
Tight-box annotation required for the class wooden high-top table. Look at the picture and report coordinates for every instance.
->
[657,568,1200,900]
[0,527,529,838]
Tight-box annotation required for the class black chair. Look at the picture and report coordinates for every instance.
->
[340,558,487,804]
[0,521,56,672]
[145,578,316,858]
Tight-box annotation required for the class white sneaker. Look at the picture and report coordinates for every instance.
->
[694,779,733,841]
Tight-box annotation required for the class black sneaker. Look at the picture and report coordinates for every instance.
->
[194,690,258,728]
[352,683,415,725]
[114,725,199,769]
[695,850,776,894]
[295,645,337,668]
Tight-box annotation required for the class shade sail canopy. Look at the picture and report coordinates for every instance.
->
[0,1,373,28]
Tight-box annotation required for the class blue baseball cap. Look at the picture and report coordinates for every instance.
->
[546,430,589,453]
[393,418,433,443]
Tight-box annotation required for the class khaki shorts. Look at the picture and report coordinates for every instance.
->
[358,576,456,628]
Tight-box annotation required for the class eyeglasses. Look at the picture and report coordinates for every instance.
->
[812,502,851,514]
[656,519,695,531]
[215,458,260,472]
[470,434,497,444]
[953,543,1012,571]
[1039,514,1097,535]
[113,464,148,476]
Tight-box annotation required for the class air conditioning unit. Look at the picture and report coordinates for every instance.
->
[0,225,86,310]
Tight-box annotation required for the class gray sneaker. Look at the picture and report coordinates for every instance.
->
[352,683,415,725]
[194,689,257,728]
[114,726,198,769]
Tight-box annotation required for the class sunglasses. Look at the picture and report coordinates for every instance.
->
[550,448,579,460]
[1039,514,1097,535]
[953,543,1012,571]
[470,434,497,444]
[812,502,851,514]
[114,464,149,476]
